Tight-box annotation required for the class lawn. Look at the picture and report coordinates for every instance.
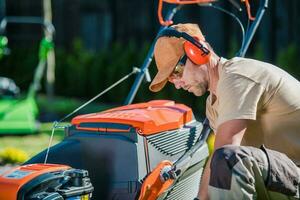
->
[0,123,66,159]
[0,95,116,164]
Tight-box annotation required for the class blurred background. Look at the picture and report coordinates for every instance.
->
[0,0,299,165]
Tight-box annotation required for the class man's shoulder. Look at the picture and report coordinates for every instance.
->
[225,56,256,65]
[223,57,270,75]
[220,57,285,85]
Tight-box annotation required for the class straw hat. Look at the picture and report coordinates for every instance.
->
[149,23,205,92]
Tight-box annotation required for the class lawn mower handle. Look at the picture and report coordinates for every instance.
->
[0,16,55,36]
[124,5,181,105]
[238,0,268,57]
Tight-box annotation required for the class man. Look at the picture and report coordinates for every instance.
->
[149,23,300,200]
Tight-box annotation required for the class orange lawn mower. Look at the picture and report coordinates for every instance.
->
[0,0,268,199]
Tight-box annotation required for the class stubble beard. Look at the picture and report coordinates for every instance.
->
[193,83,207,96]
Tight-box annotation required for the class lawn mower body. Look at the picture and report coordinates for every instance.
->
[0,163,93,200]
[26,100,209,199]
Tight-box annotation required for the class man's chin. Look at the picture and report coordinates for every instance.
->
[190,84,207,96]
[192,90,206,97]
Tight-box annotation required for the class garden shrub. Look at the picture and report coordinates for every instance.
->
[276,44,300,80]
[0,147,29,164]
[2,39,299,120]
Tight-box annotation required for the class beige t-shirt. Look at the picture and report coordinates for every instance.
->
[206,57,300,164]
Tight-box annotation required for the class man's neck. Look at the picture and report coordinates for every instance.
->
[207,55,221,96]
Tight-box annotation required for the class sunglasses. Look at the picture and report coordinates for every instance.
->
[169,54,187,79]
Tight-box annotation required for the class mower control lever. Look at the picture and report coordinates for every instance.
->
[134,66,151,82]
[160,165,181,182]
[158,0,216,26]
[241,0,255,20]
[143,68,151,82]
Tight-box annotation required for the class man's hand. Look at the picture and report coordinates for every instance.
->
[198,119,248,200]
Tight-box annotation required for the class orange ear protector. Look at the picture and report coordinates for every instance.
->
[156,27,211,65]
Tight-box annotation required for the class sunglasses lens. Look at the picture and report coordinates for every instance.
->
[173,64,184,75]
[170,55,187,79]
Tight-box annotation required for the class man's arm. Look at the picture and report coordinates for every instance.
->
[198,119,247,200]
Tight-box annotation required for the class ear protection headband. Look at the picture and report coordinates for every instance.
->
[156,27,211,65]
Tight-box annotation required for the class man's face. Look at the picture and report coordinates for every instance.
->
[168,57,209,96]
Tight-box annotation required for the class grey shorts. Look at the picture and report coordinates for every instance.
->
[208,145,300,200]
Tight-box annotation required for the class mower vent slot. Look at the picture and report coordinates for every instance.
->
[164,168,202,200]
[146,123,202,156]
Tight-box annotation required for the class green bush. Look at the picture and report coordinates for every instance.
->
[276,44,300,80]
[0,39,220,118]
[252,42,265,61]
[1,46,39,90]
[3,39,299,120]
[55,38,150,104]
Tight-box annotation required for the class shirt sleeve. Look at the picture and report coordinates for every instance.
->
[216,73,265,127]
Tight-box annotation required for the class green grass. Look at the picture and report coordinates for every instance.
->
[0,95,116,164]
[0,123,67,159]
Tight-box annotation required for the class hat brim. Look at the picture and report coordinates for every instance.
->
[149,64,174,92]
[149,37,184,92]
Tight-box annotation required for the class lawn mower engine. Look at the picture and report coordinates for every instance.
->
[0,163,93,200]
[25,100,209,200]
